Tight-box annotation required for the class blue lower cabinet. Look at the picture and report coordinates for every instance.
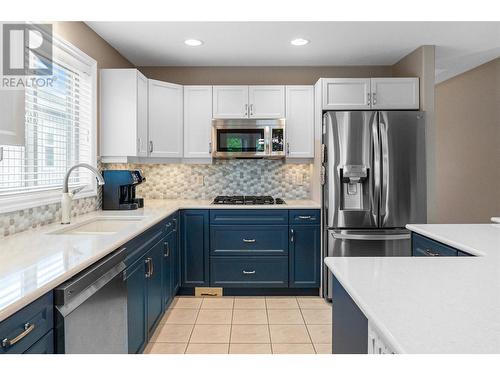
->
[210,225,289,256]
[210,256,288,288]
[162,235,173,308]
[0,292,53,354]
[23,330,54,354]
[126,256,148,354]
[146,241,165,336]
[289,225,321,288]
[171,214,181,295]
[412,233,459,256]
[180,210,209,287]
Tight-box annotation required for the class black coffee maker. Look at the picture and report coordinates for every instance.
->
[102,170,145,210]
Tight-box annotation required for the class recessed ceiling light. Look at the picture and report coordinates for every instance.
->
[291,38,309,46]
[184,39,203,47]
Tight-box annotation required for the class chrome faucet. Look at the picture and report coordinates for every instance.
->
[61,163,105,224]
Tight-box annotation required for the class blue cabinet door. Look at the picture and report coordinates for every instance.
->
[147,240,164,336]
[171,213,180,294]
[289,225,321,288]
[180,210,209,287]
[412,233,459,256]
[162,235,173,308]
[126,257,148,354]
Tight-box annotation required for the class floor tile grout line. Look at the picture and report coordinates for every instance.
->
[298,305,316,353]
[264,299,273,354]
[184,303,202,354]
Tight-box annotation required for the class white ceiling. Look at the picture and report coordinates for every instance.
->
[86,22,500,83]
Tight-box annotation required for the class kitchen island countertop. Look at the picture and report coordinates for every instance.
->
[325,223,500,353]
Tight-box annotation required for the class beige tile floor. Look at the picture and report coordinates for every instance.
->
[144,296,332,354]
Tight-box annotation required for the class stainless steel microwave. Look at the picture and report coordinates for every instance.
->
[211,119,285,158]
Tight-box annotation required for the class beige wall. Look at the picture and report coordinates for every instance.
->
[392,46,436,223]
[139,66,392,85]
[433,58,500,223]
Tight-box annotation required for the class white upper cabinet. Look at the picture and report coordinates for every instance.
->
[148,79,183,158]
[0,90,25,146]
[321,77,420,110]
[183,86,213,159]
[370,78,419,109]
[212,86,249,118]
[322,78,371,110]
[248,85,285,118]
[100,69,148,160]
[285,86,314,158]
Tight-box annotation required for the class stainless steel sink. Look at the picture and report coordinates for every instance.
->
[48,216,146,235]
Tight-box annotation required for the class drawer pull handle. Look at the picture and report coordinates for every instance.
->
[298,215,312,220]
[243,239,256,243]
[424,249,440,256]
[242,270,256,275]
[1,323,35,348]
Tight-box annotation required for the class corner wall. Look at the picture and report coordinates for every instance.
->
[433,58,500,223]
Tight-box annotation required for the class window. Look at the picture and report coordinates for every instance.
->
[0,34,97,212]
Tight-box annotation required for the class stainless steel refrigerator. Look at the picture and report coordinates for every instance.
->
[322,111,426,298]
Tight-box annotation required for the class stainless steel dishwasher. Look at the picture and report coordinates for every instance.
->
[54,246,128,354]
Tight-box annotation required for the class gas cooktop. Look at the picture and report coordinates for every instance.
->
[212,195,286,205]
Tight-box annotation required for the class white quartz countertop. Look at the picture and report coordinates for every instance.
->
[0,199,319,322]
[325,224,500,353]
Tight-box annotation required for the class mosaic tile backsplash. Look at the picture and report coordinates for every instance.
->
[0,159,311,237]
[103,160,312,200]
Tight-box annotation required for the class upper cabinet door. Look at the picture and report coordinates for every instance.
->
[148,79,183,158]
[0,90,25,146]
[370,78,419,110]
[285,86,314,158]
[248,85,285,118]
[322,78,371,110]
[184,86,213,158]
[136,72,149,157]
[212,86,249,118]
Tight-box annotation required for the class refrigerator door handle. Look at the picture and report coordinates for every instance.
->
[379,112,390,221]
[371,113,381,225]
[331,232,410,241]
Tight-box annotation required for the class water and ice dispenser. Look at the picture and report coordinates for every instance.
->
[340,165,368,210]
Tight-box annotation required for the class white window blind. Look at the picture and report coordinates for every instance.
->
[0,37,96,201]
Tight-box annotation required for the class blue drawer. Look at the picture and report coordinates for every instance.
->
[209,210,288,225]
[0,292,53,354]
[412,233,458,257]
[210,225,289,256]
[23,330,54,354]
[210,256,288,288]
[289,209,320,225]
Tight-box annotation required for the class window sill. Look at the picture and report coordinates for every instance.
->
[0,188,98,215]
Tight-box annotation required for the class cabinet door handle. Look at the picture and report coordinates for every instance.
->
[250,104,254,116]
[149,140,154,153]
[286,142,290,155]
[164,241,170,257]
[298,215,312,220]
[424,249,440,256]
[290,228,294,243]
[145,258,150,278]
[244,104,248,116]
[1,323,35,349]
[172,218,177,231]
[367,92,371,106]
[372,92,377,105]
[242,270,256,275]
[208,141,212,154]
[243,239,256,243]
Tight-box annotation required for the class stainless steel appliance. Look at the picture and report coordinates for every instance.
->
[54,247,128,353]
[322,111,426,297]
[212,119,285,158]
[212,195,286,205]
[102,170,145,210]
